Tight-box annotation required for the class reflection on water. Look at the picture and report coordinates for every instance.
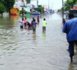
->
[0,16,19,50]
[32,33,36,40]
[0,14,76,70]
[68,63,74,70]
[42,32,46,40]
[0,16,18,29]
[10,15,19,24]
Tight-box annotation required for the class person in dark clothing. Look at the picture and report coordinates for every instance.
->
[63,13,77,62]
[37,16,40,24]
[19,18,24,29]
[31,18,37,33]
[63,18,66,25]
[27,22,31,30]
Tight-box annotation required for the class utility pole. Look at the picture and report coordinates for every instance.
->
[37,0,38,8]
[48,0,49,9]
[62,0,64,23]
[21,0,24,20]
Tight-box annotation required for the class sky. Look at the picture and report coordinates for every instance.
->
[15,0,66,10]
[31,0,66,10]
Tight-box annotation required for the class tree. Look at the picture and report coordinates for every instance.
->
[35,5,44,13]
[2,0,15,12]
[26,0,31,4]
[0,2,5,14]
[64,0,77,10]
[67,0,76,7]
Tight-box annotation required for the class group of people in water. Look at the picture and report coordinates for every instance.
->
[19,16,47,34]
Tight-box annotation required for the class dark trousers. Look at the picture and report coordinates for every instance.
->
[68,41,77,57]
[32,26,36,33]
[20,25,23,29]
[43,27,46,32]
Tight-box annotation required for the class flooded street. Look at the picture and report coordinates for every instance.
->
[0,13,77,70]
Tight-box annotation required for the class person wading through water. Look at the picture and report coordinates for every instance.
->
[63,13,77,62]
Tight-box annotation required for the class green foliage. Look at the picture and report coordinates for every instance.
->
[64,0,77,10]
[0,0,15,16]
[35,5,44,13]
[3,0,15,12]
[26,0,31,4]
[0,2,5,14]
[0,0,15,12]
[19,9,27,14]
[64,6,70,11]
